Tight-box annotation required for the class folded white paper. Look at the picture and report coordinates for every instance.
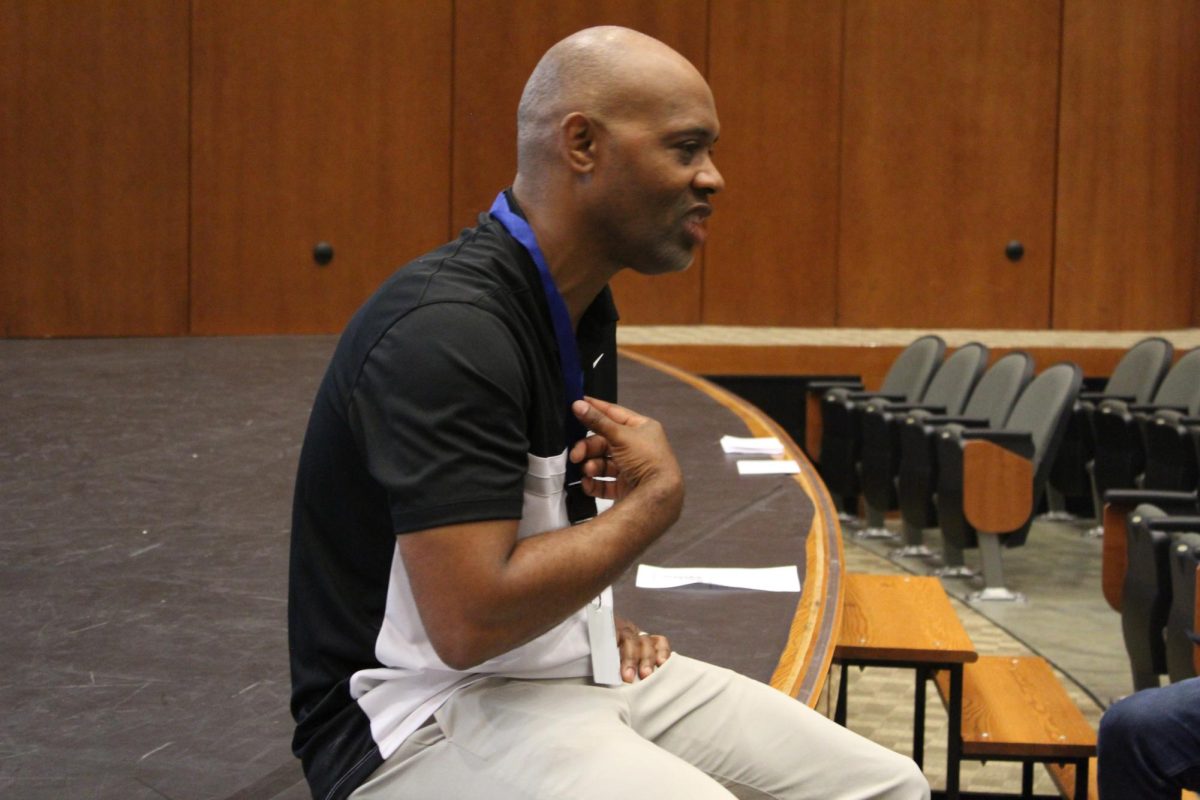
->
[636,564,801,592]
[736,459,800,475]
[720,435,784,455]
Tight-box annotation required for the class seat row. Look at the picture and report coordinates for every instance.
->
[1049,337,1200,528]
[1102,488,1200,692]
[810,334,1081,599]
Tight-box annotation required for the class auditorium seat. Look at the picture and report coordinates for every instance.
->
[1167,528,1200,683]
[934,362,1082,600]
[1121,505,1177,690]
[814,334,945,517]
[893,351,1034,557]
[1046,337,1173,523]
[1093,348,1200,498]
[1142,350,1200,492]
[856,343,988,538]
[1100,488,1200,614]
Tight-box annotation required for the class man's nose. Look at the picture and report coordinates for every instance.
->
[696,156,724,195]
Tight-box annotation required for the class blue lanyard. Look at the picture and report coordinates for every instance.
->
[489,191,586,480]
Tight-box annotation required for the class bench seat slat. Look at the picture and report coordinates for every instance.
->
[934,655,1096,759]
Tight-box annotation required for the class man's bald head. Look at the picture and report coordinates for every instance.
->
[516,27,707,180]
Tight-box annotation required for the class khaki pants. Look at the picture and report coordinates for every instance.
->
[350,654,928,800]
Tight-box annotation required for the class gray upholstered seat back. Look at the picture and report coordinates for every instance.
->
[962,352,1034,428]
[1167,530,1200,681]
[919,342,988,415]
[1154,349,1200,415]
[879,335,945,402]
[1004,362,1083,467]
[1105,336,1173,403]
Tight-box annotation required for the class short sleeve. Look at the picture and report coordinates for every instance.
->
[348,303,531,534]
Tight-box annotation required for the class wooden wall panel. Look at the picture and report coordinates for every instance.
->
[1053,0,1200,330]
[838,0,1061,329]
[0,1,189,337]
[190,1,452,334]
[452,1,709,325]
[703,1,842,327]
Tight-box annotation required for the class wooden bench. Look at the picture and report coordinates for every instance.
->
[835,573,978,798]
[934,655,1096,799]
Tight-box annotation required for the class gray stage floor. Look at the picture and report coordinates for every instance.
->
[1,338,328,799]
[0,337,1131,799]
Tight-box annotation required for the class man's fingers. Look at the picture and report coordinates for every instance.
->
[578,396,646,427]
[618,632,671,682]
[580,475,617,499]
[572,399,618,439]
[652,634,672,666]
[582,455,615,479]
[620,637,643,683]
[569,433,608,464]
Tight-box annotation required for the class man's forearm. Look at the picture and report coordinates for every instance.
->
[416,475,681,671]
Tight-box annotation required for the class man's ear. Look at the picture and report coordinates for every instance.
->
[559,112,597,175]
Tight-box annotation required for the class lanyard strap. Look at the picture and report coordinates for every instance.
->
[489,191,587,481]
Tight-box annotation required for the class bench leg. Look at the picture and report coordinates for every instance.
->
[946,665,963,800]
[835,661,849,725]
[1021,760,1034,797]
[1075,758,1088,800]
[913,666,927,768]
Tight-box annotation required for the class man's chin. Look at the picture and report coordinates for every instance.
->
[628,250,696,277]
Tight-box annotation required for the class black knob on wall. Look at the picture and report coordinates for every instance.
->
[313,241,334,266]
[1005,240,1024,262]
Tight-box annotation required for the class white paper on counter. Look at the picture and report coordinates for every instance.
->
[635,564,801,592]
[719,435,784,455]
[736,459,800,475]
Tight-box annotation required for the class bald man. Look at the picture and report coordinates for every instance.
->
[288,26,928,800]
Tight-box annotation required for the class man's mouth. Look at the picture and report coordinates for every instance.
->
[683,205,712,245]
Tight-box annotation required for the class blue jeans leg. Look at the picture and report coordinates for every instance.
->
[1098,677,1200,800]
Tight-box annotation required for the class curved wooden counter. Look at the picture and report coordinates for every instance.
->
[613,350,844,707]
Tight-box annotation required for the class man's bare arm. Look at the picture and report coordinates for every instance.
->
[398,398,683,672]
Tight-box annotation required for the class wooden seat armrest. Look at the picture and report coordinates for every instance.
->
[1101,502,1129,612]
[1098,494,1199,613]
[1194,565,1200,677]
[962,439,1034,534]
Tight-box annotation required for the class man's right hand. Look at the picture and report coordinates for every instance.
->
[570,397,683,514]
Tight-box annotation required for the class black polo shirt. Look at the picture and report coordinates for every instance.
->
[288,192,618,800]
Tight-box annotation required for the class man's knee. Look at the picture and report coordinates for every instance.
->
[847,748,929,800]
[1098,690,1151,755]
[888,754,931,800]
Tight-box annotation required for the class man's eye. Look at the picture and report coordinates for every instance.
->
[677,142,702,162]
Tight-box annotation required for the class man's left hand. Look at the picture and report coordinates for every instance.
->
[614,615,671,683]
